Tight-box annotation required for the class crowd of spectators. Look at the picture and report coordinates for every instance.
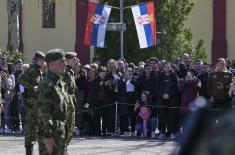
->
[1,50,235,140]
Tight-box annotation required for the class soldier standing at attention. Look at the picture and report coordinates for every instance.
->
[37,49,68,155]
[0,74,3,115]
[19,51,45,155]
[64,52,77,154]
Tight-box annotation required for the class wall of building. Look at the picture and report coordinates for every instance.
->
[227,0,235,60]
[185,0,213,63]
[22,0,76,63]
[0,0,8,51]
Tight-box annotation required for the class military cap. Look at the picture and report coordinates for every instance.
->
[65,52,77,59]
[34,51,45,59]
[45,49,65,63]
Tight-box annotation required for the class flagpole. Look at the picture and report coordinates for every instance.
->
[120,0,124,59]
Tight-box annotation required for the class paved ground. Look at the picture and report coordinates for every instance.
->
[0,135,179,155]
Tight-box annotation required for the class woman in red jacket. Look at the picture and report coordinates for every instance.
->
[179,69,201,129]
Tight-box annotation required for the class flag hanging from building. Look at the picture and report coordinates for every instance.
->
[131,2,156,48]
[84,2,112,48]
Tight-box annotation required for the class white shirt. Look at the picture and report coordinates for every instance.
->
[8,74,15,89]
[126,80,135,92]
[113,73,119,93]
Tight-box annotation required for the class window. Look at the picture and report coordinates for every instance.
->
[42,0,55,28]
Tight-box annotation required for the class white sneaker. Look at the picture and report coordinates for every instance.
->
[170,133,177,140]
[6,128,13,134]
[158,133,166,140]
[75,129,80,136]
[0,128,4,134]
[151,132,156,138]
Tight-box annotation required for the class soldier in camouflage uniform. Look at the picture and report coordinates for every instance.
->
[37,49,68,155]
[0,51,3,129]
[0,76,3,115]
[64,52,77,153]
[18,51,45,155]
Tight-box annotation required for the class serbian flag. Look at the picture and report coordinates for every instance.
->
[131,2,156,48]
[84,3,112,48]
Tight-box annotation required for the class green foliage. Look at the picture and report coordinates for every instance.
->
[231,60,235,68]
[95,0,207,64]
[194,39,207,62]
[2,50,26,63]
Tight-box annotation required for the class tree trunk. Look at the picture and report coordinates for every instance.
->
[7,0,22,51]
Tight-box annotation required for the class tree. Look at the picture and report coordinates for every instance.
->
[1,49,26,63]
[7,0,22,51]
[194,39,207,62]
[95,0,207,64]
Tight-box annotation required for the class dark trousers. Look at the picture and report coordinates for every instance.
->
[159,99,177,134]
[75,89,85,130]
[119,92,136,133]
[120,114,129,133]
[107,104,115,133]
[0,112,4,128]
[93,101,109,135]
[11,97,20,131]
[209,98,232,123]
[127,93,136,132]
[128,105,136,132]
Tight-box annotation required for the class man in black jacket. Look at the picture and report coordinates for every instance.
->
[117,68,139,136]
[89,66,110,136]
[12,59,24,133]
[158,62,179,140]
[198,63,210,99]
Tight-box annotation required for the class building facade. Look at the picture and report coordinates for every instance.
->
[0,0,234,63]
[0,0,96,64]
[186,0,235,63]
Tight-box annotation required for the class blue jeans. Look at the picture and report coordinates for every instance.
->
[3,101,12,129]
[135,117,158,133]
[151,117,158,132]
[135,123,143,132]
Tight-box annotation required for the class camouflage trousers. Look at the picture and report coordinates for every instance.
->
[66,96,76,144]
[67,111,75,143]
[38,137,66,155]
[25,104,38,146]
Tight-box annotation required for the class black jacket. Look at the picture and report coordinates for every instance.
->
[158,72,179,104]
[117,78,140,115]
[89,77,112,108]
[198,73,209,99]
[138,73,158,102]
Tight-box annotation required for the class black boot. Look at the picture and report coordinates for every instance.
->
[25,144,34,155]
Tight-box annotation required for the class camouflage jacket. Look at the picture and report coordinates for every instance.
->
[63,66,76,95]
[37,71,68,139]
[0,77,2,108]
[63,65,77,110]
[18,63,42,103]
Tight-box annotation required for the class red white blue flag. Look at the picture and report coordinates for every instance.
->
[84,2,112,48]
[131,2,156,48]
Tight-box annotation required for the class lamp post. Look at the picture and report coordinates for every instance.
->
[120,0,124,59]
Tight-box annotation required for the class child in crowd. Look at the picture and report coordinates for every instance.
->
[134,91,158,137]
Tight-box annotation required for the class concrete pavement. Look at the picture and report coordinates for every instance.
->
[0,135,179,155]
